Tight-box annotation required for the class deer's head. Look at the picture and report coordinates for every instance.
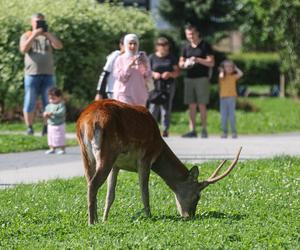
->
[175,147,242,218]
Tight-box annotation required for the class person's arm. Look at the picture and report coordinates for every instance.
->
[52,104,66,118]
[114,56,136,83]
[44,32,63,50]
[161,65,180,80]
[19,29,43,54]
[195,55,215,68]
[219,68,225,79]
[95,71,109,100]
[234,66,243,80]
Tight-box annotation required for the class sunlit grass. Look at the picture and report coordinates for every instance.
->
[0,157,299,249]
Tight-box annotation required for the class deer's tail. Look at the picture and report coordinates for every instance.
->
[76,121,102,182]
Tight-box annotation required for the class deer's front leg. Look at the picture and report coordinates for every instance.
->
[103,167,120,222]
[138,165,151,217]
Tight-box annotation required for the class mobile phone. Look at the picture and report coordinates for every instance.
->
[36,20,48,32]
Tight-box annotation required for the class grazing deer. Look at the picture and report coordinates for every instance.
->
[76,99,242,224]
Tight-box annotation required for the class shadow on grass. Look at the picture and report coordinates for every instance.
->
[133,210,246,222]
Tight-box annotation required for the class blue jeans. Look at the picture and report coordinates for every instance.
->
[220,97,237,134]
[23,75,55,112]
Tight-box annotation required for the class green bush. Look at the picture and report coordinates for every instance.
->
[227,53,280,86]
[0,0,155,118]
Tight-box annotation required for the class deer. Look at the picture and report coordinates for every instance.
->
[76,99,242,225]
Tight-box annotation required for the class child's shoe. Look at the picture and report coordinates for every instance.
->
[45,149,55,154]
[56,149,65,155]
[221,133,228,139]
[232,133,238,139]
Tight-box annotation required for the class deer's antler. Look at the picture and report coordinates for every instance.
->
[200,147,242,189]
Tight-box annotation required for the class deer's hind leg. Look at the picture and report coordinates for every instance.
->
[88,132,119,225]
[103,167,120,222]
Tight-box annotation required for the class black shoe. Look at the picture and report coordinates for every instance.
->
[42,124,47,136]
[27,126,34,135]
[201,128,208,138]
[162,131,169,137]
[182,130,197,138]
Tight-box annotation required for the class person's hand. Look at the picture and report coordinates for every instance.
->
[152,72,161,80]
[190,56,196,63]
[129,57,138,67]
[95,94,103,101]
[161,72,172,80]
[43,112,52,118]
[32,28,44,37]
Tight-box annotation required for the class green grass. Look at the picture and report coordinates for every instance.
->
[0,122,76,133]
[0,135,77,153]
[1,97,300,137]
[170,97,300,135]
[0,157,299,249]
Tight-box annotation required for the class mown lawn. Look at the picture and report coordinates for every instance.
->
[170,97,300,135]
[0,157,299,249]
[0,135,78,153]
[1,97,300,137]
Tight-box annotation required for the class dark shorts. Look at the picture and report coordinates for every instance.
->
[184,77,210,105]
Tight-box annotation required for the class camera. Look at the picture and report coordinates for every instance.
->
[36,20,48,32]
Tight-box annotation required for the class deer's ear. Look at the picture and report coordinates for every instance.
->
[189,166,199,181]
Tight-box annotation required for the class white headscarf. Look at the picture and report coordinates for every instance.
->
[124,34,139,57]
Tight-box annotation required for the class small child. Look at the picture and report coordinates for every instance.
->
[43,87,66,154]
[218,60,243,138]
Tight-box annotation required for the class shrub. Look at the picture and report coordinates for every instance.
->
[227,52,280,86]
[0,0,155,119]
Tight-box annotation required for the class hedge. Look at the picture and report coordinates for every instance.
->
[227,52,280,86]
[0,0,155,117]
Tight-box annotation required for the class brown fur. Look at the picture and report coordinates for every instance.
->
[76,99,241,224]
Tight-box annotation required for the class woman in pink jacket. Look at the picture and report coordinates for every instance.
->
[113,34,151,106]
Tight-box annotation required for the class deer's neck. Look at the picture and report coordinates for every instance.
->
[151,141,189,192]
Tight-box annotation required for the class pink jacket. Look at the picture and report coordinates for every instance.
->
[113,53,151,106]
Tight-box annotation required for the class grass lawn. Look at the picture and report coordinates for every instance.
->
[0,122,76,134]
[0,135,78,153]
[1,98,300,137]
[170,97,300,135]
[0,157,299,249]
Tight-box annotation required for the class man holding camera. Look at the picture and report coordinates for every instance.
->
[20,13,63,135]
[179,24,214,138]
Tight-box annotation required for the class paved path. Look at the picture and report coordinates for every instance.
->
[1,133,300,186]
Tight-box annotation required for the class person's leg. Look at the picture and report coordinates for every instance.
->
[195,77,210,138]
[228,97,237,137]
[161,103,169,136]
[182,78,197,137]
[23,75,38,134]
[45,124,55,154]
[220,98,228,138]
[163,83,176,136]
[198,104,207,129]
[188,103,197,132]
[149,103,160,122]
[41,75,55,136]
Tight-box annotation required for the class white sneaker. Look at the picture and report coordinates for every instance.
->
[45,149,55,154]
[56,149,65,155]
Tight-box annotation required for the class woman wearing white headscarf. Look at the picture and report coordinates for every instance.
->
[113,34,151,106]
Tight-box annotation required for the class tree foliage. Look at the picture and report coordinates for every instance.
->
[0,0,155,116]
[158,0,243,41]
[240,0,300,95]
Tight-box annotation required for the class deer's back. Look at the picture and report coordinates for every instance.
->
[76,100,163,168]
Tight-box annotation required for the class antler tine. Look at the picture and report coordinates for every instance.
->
[208,159,227,179]
[206,147,242,184]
